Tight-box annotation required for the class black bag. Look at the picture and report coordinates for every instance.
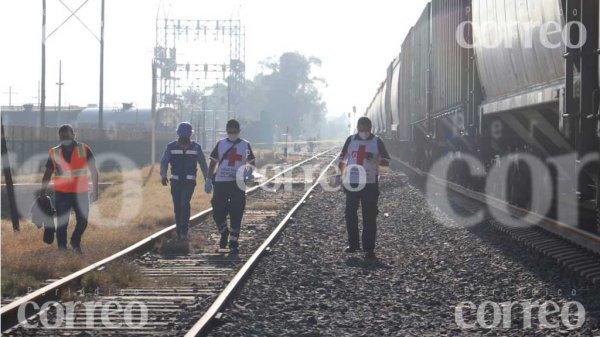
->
[43,226,55,244]
[31,195,56,244]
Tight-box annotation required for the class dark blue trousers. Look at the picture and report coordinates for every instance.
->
[170,180,196,237]
[344,183,380,252]
[55,191,89,248]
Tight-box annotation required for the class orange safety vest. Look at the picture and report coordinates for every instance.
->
[49,142,90,193]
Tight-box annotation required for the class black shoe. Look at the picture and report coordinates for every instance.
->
[71,245,83,255]
[364,251,376,259]
[219,230,230,249]
[345,246,361,253]
[229,246,239,255]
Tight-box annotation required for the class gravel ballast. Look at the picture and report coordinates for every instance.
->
[209,170,600,336]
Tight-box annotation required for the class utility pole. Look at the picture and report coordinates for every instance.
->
[227,76,231,120]
[352,106,357,132]
[151,60,157,166]
[34,81,40,107]
[347,111,352,135]
[56,60,64,120]
[41,0,46,127]
[3,87,16,107]
[1,117,19,231]
[202,96,207,149]
[284,126,289,161]
[212,107,216,147]
[98,0,105,130]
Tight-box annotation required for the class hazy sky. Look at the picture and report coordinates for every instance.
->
[0,0,429,119]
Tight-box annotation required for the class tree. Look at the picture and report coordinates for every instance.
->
[240,52,327,142]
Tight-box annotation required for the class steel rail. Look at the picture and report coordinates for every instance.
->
[390,155,600,255]
[0,147,337,332]
[185,153,339,337]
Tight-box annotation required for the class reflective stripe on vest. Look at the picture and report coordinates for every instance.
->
[50,143,90,193]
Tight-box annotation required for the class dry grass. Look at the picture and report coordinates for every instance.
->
[79,262,147,295]
[253,149,309,167]
[0,148,304,298]
[247,201,280,210]
[1,164,212,298]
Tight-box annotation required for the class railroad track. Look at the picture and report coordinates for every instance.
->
[391,156,600,286]
[1,148,340,336]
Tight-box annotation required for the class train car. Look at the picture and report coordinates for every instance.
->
[409,5,431,126]
[368,83,385,134]
[429,0,480,167]
[389,58,402,140]
[471,0,572,209]
[77,104,180,137]
[382,3,434,169]
[404,5,432,169]
[1,104,82,127]
[365,92,378,133]
[364,0,599,233]
[382,61,395,141]
[473,0,568,156]
[378,81,387,135]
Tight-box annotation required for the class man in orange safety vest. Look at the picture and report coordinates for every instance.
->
[40,124,99,253]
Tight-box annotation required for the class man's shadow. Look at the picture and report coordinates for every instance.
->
[345,256,391,270]
[158,237,190,256]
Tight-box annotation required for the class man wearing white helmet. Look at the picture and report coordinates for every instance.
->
[160,121,212,240]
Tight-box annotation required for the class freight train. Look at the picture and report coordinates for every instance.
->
[2,104,181,169]
[367,0,599,233]
[77,104,180,136]
[2,103,180,134]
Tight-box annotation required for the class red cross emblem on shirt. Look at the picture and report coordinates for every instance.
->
[225,147,243,166]
[352,144,370,165]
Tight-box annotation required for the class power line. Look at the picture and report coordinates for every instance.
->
[3,86,17,107]
[46,0,91,40]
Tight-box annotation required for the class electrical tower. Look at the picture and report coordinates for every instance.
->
[154,17,245,147]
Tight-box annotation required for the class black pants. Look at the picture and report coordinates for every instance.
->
[211,181,246,248]
[344,183,380,252]
[55,191,89,248]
